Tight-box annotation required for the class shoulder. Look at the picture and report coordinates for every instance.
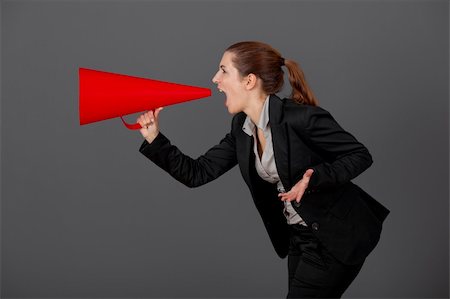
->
[228,96,336,133]
[281,97,334,128]
[282,97,329,114]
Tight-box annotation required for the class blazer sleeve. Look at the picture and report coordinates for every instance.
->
[295,106,373,188]
[138,118,238,188]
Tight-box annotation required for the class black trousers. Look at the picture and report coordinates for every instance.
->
[286,223,364,298]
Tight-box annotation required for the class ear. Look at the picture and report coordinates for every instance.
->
[244,73,258,90]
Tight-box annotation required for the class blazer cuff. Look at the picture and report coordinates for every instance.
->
[308,165,321,187]
[139,132,168,158]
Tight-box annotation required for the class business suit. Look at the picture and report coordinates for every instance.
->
[139,94,389,291]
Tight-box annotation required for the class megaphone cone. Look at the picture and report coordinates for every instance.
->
[79,68,211,129]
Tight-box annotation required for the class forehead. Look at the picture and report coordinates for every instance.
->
[220,51,235,66]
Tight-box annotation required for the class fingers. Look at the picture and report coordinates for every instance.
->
[138,113,150,129]
[137,114,146,128]
[278,170,314,203]
[278,192,303,203]
[144,107,163,124]
[278,191,296,202]
[144,111,153,125]
[303,169,314,183]
[136,108,163,129]
[279,196,299,203]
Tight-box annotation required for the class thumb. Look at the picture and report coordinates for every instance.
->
[155,107,164,118]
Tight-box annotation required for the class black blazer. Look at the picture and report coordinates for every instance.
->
[139,94,389,265]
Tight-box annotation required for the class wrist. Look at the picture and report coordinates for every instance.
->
[145,132,159,144]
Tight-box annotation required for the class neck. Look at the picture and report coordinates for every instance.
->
[243,93,269,125]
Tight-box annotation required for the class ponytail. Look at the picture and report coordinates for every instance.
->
[284,59,319,106]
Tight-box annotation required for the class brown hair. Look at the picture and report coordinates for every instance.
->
[225,41,318,106]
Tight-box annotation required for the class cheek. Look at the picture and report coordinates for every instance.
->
[229,83,241,95]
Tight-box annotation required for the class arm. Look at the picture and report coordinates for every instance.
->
[295,106,373,188]
[139,119,238,188]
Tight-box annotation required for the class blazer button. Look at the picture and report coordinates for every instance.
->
[311,222,320,231]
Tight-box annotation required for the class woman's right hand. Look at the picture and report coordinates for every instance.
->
[137,107,164,143]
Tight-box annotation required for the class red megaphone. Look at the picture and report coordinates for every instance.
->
[79,67,211,130]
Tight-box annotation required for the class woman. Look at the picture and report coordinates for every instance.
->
[136,41,389,298]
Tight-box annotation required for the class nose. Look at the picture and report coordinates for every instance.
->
[212,71,220,84]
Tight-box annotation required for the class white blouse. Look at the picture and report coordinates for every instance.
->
[242,96,307,226]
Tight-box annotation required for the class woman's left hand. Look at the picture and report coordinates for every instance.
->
[278,169,314,203]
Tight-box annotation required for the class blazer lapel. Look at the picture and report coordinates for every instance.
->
[236,94,292,193]
[269,95,292,191]
[237,129,254,190]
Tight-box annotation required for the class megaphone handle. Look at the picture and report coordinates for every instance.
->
[120,116,142,130]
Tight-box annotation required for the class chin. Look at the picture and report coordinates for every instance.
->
[226,105,237,114]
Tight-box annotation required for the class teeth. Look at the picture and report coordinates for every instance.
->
[219,89,223,93]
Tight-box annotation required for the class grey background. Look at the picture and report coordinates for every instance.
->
[1,0,448,298]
